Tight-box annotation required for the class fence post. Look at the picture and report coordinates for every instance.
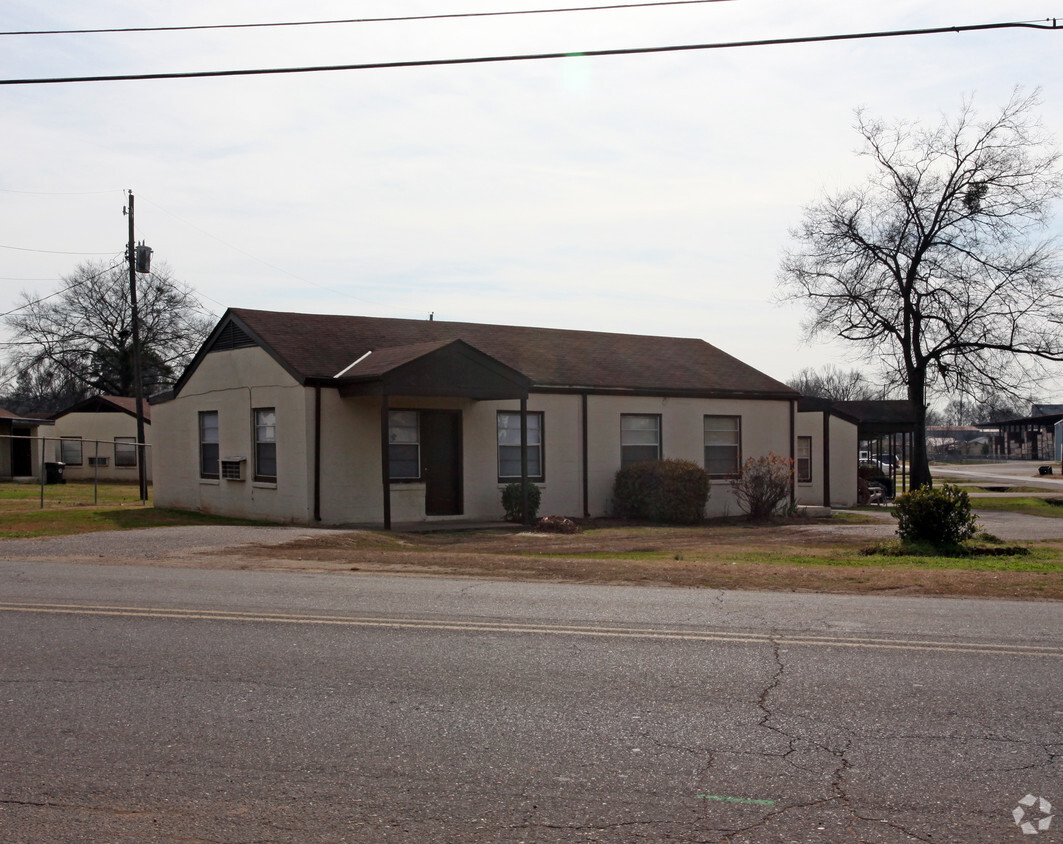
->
[39,436,46,509]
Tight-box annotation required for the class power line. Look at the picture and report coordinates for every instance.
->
[0,1,735,37]
[0,258,126,320]
[0,19,1057,86]
[0,243,116,255]
[0,187,124,196]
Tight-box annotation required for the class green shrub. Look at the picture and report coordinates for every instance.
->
[893,483,978,547]
[732,453,795,520]
[501,481,541,523]
[612,459,710,524]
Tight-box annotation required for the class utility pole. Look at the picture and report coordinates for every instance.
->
[125,191,149,502]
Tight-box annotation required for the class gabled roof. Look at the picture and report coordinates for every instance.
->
[52,394,151,423]
[175,308,798,400]
[0,407,53,426]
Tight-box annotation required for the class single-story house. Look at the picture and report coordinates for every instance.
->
[152,308,812,527]
[0,407,55,482]
[794,397,860,508]
[50,395,152,482]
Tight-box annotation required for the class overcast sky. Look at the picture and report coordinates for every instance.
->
[2,1,1061,391]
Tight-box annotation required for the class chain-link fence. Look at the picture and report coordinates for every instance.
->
[0,434,152,508]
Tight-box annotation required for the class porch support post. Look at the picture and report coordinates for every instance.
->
[789,399,796,508]
[520,397,530,526]
[313,385,321,522]
[380,395,391,531]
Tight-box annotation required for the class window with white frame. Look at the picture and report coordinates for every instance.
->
[388,410,420,480]
[704,415,741,477]
[114,437,137,468]
[199,411,219,479]
[620,414,661,467]
[254,408,277,481]
[497,411,543,480]
[60,437,83,466]
[797,436,812,483]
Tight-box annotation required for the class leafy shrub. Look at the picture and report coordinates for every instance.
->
[893,483,978,547]
[612,459,710,524]
[732,453,795,520]
[501,481,541,523]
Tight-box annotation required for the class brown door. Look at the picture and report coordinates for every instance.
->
[420,411,462,516]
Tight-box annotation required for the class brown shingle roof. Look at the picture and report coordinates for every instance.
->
[209,309,796,399]
[52,395,151,422]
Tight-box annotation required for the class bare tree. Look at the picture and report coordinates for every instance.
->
[777,90,1063,489]
[787,364,880,401]
[4,259,214,413]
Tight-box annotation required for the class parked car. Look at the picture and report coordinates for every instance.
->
[875,453,900,469]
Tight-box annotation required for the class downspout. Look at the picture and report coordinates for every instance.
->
[581,393,589,518]
[822,409,831,508]
[313,385,321,522]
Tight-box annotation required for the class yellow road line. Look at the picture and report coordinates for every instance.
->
[0,601,1060,658]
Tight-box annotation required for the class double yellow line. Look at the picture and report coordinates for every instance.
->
[2,601,1061,658]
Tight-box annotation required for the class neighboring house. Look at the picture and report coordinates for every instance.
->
[50,395,152,482]
[794,398,860,508]
[151,308,806,527]
[0,407,55,482]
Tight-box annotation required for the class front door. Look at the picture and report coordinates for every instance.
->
[420,410,462,516]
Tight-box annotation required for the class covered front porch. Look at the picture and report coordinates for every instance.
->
[324,339,534,529]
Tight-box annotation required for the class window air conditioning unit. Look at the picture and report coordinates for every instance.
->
[220,457,246,481]
[88,456,109,467]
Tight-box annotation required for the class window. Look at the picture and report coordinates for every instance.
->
[254,408,277,481]
[115,437,137,468]
[797,436,812,483]
[388,410,420,480]
[199,411,219,479]
[704,415,741,477]
[497,411,543,480]
[621,414,661,467]
[60,437,83,466]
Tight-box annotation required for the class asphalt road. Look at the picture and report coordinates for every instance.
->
[1,563,1061,843]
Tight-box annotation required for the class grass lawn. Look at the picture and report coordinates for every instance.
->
[226,520,1063,600]
[967,496,1063,518]
[0,483,1060,599]
[0,481,267,538]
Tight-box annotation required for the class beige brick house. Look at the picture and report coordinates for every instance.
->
[152,308,813,527]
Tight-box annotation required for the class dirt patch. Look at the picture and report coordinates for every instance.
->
[216,518,1063,601]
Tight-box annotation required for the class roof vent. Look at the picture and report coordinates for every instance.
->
[210,321,255,352]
